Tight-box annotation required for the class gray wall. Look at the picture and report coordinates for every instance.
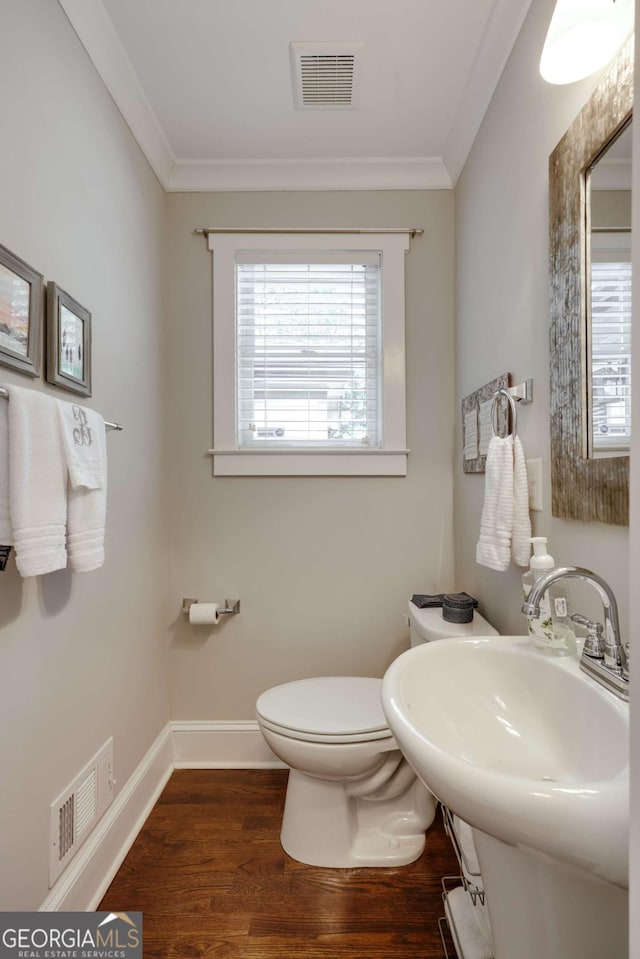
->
[166,191,455,718]
[0,0,170,908]
[453,0,629,637]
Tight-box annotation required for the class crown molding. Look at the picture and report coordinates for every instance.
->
[58,0,528,193]
[57,0,175,189]
[57,0,452,193]
[443,0,534,185]
[168,157,452,192]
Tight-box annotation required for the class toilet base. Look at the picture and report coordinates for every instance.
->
[280,767,436,867]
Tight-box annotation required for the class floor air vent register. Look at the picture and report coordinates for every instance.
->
[49,738,114,886]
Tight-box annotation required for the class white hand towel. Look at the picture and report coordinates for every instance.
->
[8,385,67,576]
[53,399,108,572]
[511,436,532,566]
[476,435,513,572]
[0,396,12,545]
[67,488,107,572]
[66,420,107,573]
[56,400,106,489]
[445,886,493,959]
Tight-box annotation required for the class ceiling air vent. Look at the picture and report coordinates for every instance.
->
[290,42,363,110]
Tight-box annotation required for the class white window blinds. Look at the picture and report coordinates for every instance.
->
[590,235,632,451]
[235,251,382,448]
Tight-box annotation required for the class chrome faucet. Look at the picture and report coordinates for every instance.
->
[521,566,629,701]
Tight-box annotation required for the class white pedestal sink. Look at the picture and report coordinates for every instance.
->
[382,636,629,959]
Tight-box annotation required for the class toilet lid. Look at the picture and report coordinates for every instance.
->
[256,677,389,739]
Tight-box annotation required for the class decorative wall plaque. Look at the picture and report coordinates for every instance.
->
[462,372,510,473]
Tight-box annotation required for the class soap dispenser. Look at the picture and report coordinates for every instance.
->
[522,537,576,656]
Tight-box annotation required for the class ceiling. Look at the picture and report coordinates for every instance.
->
[58,0,534,191]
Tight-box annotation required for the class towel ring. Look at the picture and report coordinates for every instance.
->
[491,388,517,438]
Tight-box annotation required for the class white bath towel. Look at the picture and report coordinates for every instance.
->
[56,400,106,490]
[0,396,12,545]
[445,886,493,959]
[511,436,532,566]
[7,385,67,576]
[476,435,513,571]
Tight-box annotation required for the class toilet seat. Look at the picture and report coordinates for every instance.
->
[256,674,438,866]
[256,676,392,744]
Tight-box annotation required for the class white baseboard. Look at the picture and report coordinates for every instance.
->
[40,719,284,911]
[171,720,285,769]
[40,724,174,912]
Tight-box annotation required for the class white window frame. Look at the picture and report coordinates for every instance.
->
[208,232,409,476]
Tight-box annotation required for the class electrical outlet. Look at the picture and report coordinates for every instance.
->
[526,458,543,511]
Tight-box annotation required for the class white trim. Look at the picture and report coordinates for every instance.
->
[40,724,173,912]
[39,720,284,911]
[209,232,409,477]
[171,721,285,769]
[442,0,534,185]
[56,0,176,189]
[208,448,410,455]
[168,157,452,192]
[211,451,408,476]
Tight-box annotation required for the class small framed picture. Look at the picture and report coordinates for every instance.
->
[0,243,43,377]
[46,282,92,397]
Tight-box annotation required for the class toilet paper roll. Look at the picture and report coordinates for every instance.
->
[189,602,220,625]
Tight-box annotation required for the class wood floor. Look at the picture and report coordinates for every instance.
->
[99,769,458,958]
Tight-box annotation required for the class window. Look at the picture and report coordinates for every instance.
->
[590,232,632,454]
[209,233,409,476]
[236,252,381,449]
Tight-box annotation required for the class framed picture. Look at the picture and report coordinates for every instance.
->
[46,282,92,397]
[0,243,43,377]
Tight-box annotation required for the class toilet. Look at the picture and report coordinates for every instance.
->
[256,599,497,868]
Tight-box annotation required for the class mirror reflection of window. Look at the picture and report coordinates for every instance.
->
[590,233,631,453]
[588,120,632,457]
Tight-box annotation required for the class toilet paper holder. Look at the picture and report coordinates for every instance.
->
[182,597,241,615]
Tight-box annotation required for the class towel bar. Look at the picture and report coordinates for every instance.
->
[0,387,123,431]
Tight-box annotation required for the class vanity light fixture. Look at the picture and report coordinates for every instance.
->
[540,0,634,84]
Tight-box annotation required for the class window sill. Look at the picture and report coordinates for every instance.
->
[207,449,409,476]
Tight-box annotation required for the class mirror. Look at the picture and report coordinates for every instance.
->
[549,38,633,525]
[588,121,632,458]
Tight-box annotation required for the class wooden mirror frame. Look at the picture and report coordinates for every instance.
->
[549,38,633,525]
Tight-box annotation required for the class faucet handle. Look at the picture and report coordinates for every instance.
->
[571,613,605,659]
[622,643,630,682]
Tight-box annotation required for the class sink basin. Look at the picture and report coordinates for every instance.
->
[382,635,629,887]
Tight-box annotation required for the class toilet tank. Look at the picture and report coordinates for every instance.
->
[408,600,498,647]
